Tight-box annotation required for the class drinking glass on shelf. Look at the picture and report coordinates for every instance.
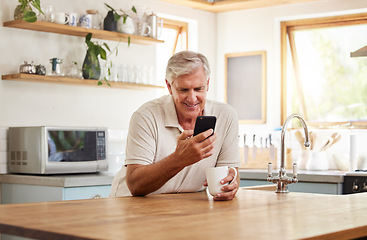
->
[134,65,142,84]
[119,64,128,82]
[65,61,82,78]
[148,66,155,85]
[127,65,135,83]
[44,5,54,22]
[142,66,149,85]
[111,64,118,82]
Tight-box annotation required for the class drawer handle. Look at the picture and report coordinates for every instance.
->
[92,194,103,199]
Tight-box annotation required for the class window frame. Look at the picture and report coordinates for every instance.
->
[160,17,188,55]
[280,12,367,128]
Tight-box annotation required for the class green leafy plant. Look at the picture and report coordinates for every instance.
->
[15,0,44,23]
[105,3,136,22]
[84,33,116,86]
[104,3,136,46]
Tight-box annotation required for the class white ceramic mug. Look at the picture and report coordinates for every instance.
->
[54,12,69,24]
[206,166,238,197]
[68,13,79,27]
[137,22,151,36]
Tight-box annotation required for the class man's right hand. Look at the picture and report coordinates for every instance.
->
[126,129,216,196]
[174,129,216,166]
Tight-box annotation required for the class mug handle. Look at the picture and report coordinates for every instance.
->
[144,25,151,36]
[228,167,238,184]
[65,14,69,24]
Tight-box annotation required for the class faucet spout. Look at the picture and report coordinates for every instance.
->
[280,114,310,169]
[267,113,310,193]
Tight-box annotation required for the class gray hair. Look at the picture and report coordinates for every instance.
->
[165,50,211,84]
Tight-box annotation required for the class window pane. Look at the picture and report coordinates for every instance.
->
[288,24,367,122]
[156,19,187,86]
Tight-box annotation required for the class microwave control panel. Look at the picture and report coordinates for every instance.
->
[96,131,106,160]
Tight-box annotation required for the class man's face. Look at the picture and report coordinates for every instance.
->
[166,67,209,122]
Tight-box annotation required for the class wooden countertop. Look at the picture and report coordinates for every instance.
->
[0,188,366,240]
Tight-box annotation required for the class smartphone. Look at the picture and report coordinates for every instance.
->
[193,116,216,137]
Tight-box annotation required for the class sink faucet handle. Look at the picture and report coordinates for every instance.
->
[293,163,298,178]
[267,162,273,177]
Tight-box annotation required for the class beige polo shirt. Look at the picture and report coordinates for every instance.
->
[110,95,241,197]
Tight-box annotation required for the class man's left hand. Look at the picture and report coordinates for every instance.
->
[204,167,239,201]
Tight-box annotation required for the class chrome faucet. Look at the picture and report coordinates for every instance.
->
[267,114,310,193]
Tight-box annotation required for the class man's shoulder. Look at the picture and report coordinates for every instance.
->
[136,95,170,113]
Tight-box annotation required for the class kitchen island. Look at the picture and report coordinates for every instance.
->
[0,188,366,239]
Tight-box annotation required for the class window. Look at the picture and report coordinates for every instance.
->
[156,18,188,85]
[160,18,188,55]
[281,13,367,128]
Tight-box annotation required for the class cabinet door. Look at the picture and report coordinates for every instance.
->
[288,182,342,195]
[240,180,342,195]
[1,183,64,204]
[63,185,112,200]
[1,183,112,204]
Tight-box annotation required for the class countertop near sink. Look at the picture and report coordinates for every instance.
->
[0,172,115,187]
[239,169,345,183]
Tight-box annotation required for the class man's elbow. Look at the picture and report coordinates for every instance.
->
[127,181,147,196]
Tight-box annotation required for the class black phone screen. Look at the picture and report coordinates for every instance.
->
[193,116,216,137]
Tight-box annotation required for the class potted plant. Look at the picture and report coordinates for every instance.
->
[104,3,136,45]
[83,33,114,86]
[14,0,44,23]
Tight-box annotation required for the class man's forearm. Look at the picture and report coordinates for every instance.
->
[126,152,185,196]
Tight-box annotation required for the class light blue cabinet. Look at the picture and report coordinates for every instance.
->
[1,183,111,204]
[240,179,343,195]
[239,169,345,195]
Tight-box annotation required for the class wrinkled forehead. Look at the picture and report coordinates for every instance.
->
[171,67,207,83]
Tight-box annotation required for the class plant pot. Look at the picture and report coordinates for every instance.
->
[103,11,117,32]
[14,4,31,20]
[82,50,101,80]
[117,16,135,34]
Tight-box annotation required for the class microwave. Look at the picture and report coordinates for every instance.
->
[8,126,108,175]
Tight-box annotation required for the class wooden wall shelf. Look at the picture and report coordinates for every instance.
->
[3,20,164,45]
[2,74,165,90]
[2,20,164,89]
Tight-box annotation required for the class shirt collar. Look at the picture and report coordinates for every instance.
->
[163,95,183,132]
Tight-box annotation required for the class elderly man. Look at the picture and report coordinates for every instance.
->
[110,50,241,201]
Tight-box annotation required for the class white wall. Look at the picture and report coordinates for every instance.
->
[216,0,367,135]
[0,0,216,130]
